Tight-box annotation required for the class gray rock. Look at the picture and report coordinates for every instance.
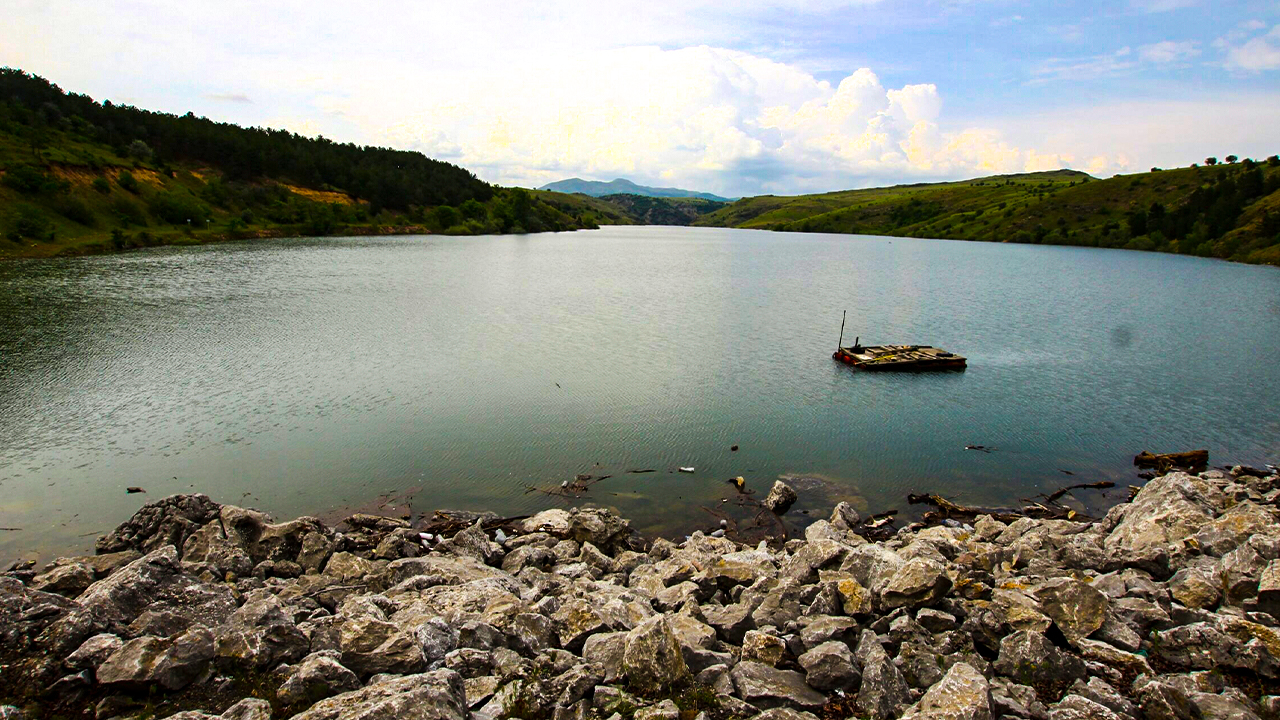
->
[797,640,859,691]
[440,519,504,565]
[43,545,236,655]
[916,608,957,632]
[1132,675,1194,720]
[29,562,95,597]
[554,597,611,651]
[277,652,362,707]
[900,662,991,720]
[897,641,944,689]
[992,630,1085,688]
[1032,578,1108,644]
[881,557,952,609]
[338,613,427,677]
[96,494,222,554]
[622,614,690,695]
[703,602,755,644]
[66,633,123,671]
[635,699,680,720]
[856,631,910,720]
[216,590,308,670]
[220,699,273,720]
[1169,566,1223,610]
[1067,677,1137,718]
[1105,472,1223,575]
[730,661,828,709]
[289,669,469,720]
[1046,695,1120,720]
[96,625,216,691]
[742,629,787,666]
[582,632,627,683]
[830,501,862,530]
[764,481,798,514]
[1187,691,1262,720]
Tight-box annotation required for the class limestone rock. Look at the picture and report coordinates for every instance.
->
[855,632,910,720]
[992,630,1085,688]
[797,640,859,691]
[96,494,221,555]
[288,669,470,720]
[66,633,123,671]
[900,662,991,720]
[215,590,308,670]
[622,615,690,695]
[1105,472,1222,574]
[30,562,94,598]
[277,652,362,708]
[96,625,216,691]
[764,481,798,514]
[881,557,952,609]
[730,661,827,709]
[1032,578,1108,644]
[1046,695,1120,720]
[742,630,787,666]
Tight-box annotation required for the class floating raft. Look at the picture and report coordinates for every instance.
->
[833,343,966,371]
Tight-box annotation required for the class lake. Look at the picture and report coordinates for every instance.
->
[2,226,1278,563]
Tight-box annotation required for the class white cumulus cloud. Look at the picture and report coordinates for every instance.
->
[1223,25,1280,71]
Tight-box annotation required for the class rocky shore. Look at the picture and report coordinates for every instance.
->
[3,466,1280,720]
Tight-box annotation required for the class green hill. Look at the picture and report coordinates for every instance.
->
[697,166,1280,265]
[598,194,727,225]
[0,68,600,258]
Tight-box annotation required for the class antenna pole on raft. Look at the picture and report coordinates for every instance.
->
[837,310,846,350]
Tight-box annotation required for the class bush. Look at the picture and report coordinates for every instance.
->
[127,139,153,161]
[8,205,53,240]
[117,171,140,193]
[111,196,147,226]
[91,177,111,194]
[147,191,210,227]
[2,164,64,194]
[52,196,95,226]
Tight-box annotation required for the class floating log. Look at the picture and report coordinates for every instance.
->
[1134,450,1208,472]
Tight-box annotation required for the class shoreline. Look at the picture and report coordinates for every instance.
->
[2,465,1279,719]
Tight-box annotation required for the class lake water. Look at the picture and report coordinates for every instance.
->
[2,226,1278,563]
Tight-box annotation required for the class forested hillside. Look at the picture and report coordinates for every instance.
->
[0,69,602,257]
[697,164,1280,265]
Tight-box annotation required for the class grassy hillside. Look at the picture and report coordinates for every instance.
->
[598,194,727,225]
[0,68,600,258]
[697,165,1280,265]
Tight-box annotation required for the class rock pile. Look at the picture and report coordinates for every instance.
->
[3,467,1280,719]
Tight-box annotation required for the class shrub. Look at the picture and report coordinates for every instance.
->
[52,196,96,226]
[8,205,53,240]
[111,196,147,226]
[2,164,63,194]
[91,177,111,194]
[148,191,210,227]
[117,171,140,193]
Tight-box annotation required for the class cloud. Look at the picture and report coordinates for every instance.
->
[314,46,1075,196]
[1223,25,1280,71]
[1030,49,1138,83]
[204,93,252,103]
[1130,0,1197,13]
[1138,40,1200,63]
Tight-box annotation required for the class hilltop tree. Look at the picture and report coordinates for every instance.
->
[1226,155,1239,164]
[1205,157,1218,166]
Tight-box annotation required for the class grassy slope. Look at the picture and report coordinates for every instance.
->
[530,190,637,226]
[696,166,1280,265]
[0,127,599,260]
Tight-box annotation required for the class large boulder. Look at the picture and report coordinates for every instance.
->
[1105,472,1223,575]
[288,669,470,720]
[215,590,309,670]
[798,641,859,691]
[277,652,362,708]
[622,615,690,695]
[730,661,828,710]
[900,662,992,720]
[1032,578,1108,645]
[763,481,798,514]
[855,633,910,720]
[0,577,77,653]
[40,546,236,655]
[880,558,952,609]
[992,630,1085,688]
[95,625,216,691]
[96,494,221,554]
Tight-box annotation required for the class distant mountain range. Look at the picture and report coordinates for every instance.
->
[538,177,733,202]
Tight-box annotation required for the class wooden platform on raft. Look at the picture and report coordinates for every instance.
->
[833,344,967,371]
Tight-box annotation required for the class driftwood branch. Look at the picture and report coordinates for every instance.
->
[1134,450,1208,472]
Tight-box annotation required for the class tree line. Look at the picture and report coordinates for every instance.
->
[0,68,491,212]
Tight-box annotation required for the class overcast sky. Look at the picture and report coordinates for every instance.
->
[4,0,1280,196]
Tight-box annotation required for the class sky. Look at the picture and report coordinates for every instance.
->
[3,0,1280,197]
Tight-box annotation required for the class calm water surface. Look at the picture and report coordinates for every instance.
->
[2,227,1278,562]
